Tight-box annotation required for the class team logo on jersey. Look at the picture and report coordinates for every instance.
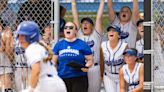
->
[86,40,94,48]
[59,46,79,56]
[105,59,124,66]
[67,46,71,49]
[15,47,25,55]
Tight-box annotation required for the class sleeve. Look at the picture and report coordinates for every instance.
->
[52,42,60,55]
[82,42,92,55]
[26,47,45,66]
[111,16,120,26]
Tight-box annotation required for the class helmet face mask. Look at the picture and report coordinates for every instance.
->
[16,21,41,43]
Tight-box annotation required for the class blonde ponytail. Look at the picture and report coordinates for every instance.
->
[39,41,54,63]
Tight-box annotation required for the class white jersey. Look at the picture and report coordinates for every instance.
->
[25,42,67,92]
[112,16,138,48]
[25,42,57,80]
[122,63,142,91]
[78,29,102,64]
[78,29,102,92]
[136,38,144,56]
[101,40,127,81]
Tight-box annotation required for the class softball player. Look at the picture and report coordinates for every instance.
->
[16,21,67,92]
[72,0,104,92]
[107,0,139,48]
[120,48,144,92]
[14,36,29,92]
[136,19,144,62]
[101,25,128,92]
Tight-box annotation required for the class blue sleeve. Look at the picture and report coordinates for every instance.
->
[82,42,92,55]
[52,42,60,55]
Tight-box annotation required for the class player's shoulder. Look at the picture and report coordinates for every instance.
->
[76,38,89,45]
[101,41,108,47]
[26,42,45,53]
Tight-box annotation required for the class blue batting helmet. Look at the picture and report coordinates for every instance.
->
[16,21,40,43]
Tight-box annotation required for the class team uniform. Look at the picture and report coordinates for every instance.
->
[101,40,127,92]
[24,42,67,92]
[53,38,92,92]
[136,38,144,58]
[122,62,143,91]
[111,16,138,48]
[78,29,102,92]
[14,38,29,92]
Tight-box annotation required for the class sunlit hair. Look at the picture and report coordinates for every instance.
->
[39,41,54,63]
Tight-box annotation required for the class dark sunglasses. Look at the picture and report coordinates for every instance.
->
[64,26,74,30]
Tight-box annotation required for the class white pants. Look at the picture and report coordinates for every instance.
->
[21,75,67,92]
[15,68,29,92]
[35,76,67,92]
[88,65,101,92]
[103,75,120,92]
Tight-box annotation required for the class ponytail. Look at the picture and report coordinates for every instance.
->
[39,41,54,63]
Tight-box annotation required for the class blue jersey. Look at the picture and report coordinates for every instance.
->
[53,38,92,78]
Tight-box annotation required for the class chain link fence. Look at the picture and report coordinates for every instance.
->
[153,0,164,92]
[0,0,54,91]
[0,0,146,92]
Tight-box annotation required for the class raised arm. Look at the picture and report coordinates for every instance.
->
[132,0,139,23]
[95,0,104,34]
[107,0,116,23]
[72,0,80,28]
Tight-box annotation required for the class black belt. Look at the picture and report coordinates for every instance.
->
[129,81,139,86]
[47,74,53,77]
[94,63,99,66]
[104,72,118,75]
[4,88,14,92]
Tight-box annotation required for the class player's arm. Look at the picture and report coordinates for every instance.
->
[132,0,139,24]
[131,64,144,92]
[72,0,80,28]
[52,55,58,64]
[119,68,126,92]
[107,0,116,23]
[0,33,5,52]
[95,0,104,34]
[30,62,40,89]
[100,47,104,79]
[81,55,93,72]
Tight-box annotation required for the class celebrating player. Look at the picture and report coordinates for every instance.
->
[136,19,144,62]
[52,21,93,92]
[71,0,104,92]
[107,0,139,48]
[101,25,128,92]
